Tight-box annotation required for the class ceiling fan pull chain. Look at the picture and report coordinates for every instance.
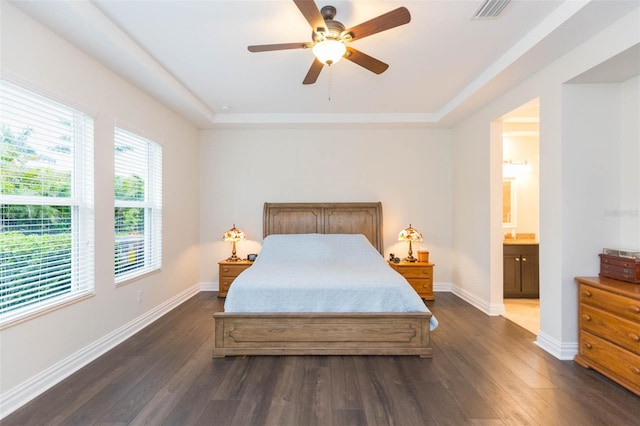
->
[328,66,332,102]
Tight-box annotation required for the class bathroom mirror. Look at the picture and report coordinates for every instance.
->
[503,178,517,227]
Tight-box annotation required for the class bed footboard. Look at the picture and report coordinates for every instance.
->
[212,312,432,358]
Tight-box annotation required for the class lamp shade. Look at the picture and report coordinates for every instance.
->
[222,224,245,242]
[398,224,423,242]
[312,39,346,65]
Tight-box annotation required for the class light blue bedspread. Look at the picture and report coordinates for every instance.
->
[224,234,438,331]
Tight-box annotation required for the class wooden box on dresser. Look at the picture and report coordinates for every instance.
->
[218,260,252,297]
[388,261,435,300]
[575,276,640,396]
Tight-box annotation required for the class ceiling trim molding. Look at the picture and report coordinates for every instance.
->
[65,1,216,125]
[210,112,442,126]
[436,0,591,122]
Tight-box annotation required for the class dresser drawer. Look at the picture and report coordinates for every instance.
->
[581,304,640,354]
[580,331,640,389]
[220,264,249,278]
[580,284,640,323]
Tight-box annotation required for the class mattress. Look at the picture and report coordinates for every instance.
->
[224,233,438,330]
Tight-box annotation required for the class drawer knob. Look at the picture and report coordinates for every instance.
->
[632,305,640,313]
[629,333,640,342]
[632,367,640,375]
[582,291,592,298]
[222,267,230,273]
[582,314,591,321]
[515,258,520,262]
[584,342,592,349]
[522,257,527,262]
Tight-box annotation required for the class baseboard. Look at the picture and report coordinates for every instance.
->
[450,284,504,316]
[0,283,201,420]
[433,281,452,292]
[535,331,578,360]
[199,281,217,291]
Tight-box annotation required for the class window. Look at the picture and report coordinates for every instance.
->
[114,127,162,283]
[0,79,94,327]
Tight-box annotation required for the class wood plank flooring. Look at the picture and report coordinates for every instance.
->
[4,292,639,425]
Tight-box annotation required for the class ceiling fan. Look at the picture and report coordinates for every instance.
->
[247,0,411,85]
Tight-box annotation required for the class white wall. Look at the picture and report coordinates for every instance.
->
[451,117,494,307]
[0,3,200,410]
[199,126,453,288]
[451,8,640,358]
[619,75,640,247]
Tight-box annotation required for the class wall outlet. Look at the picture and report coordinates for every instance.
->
[137,289,143,303]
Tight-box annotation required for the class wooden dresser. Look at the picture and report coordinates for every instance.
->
[388,261,435,300]
[218,260,252,297]
[575,276,640,396]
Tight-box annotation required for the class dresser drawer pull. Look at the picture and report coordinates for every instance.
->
[584,342,592,349]
[222,267,230,273]
[632,367,640,375]
[582,290,592,297]
[629,333,640,342]
[632,305,640,313]
[515,258,520,262]
[581,314,591,321]
[522,257,527,262]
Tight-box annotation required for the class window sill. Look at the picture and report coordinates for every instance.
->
[115,267,161,288]
[0,291,95,331]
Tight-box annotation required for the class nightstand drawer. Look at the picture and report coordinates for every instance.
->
[220,264,249,278]
[408,278,432,292]
[388,261,435,301]
[220,278,234,294]
[218,260,253,297]
[397,268,432,279]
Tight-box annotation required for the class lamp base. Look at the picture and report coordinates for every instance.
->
[226,240,241,262]
[402,255,418,262]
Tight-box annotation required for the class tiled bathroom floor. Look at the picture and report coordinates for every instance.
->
[503,298,540,334]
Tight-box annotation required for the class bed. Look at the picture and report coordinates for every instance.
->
[212,202,436,358]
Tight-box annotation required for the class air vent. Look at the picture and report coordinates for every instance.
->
[471,0,511,19]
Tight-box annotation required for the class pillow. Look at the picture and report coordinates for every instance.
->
[256,233,381,264]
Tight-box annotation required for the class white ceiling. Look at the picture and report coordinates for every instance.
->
[10,0,640,128]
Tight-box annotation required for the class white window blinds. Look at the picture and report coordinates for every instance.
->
[114,127,162,283]
[0,79,94,327]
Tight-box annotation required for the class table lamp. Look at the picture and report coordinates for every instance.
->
[398,224,423,262]
[223,224,245,262]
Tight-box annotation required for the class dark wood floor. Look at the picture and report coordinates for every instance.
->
[4,292,639,426]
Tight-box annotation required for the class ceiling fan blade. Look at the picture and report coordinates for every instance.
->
[293,0,327,34]
[248,42,313,52]
[303,58,324,85]
[344,7,411,41]
[344,47,389,74]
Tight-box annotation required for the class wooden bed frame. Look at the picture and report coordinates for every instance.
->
[212,202,432,358]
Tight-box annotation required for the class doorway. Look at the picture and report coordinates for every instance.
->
[500,99,540,334]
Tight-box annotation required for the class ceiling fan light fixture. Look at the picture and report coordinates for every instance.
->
[312,39,346,65]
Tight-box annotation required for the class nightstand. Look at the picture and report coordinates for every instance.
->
[218,260,252,297]
[388,261,435,300]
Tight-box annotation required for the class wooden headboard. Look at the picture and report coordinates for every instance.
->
[263,202,384,254]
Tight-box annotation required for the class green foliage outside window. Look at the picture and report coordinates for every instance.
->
[0,233,72,313]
